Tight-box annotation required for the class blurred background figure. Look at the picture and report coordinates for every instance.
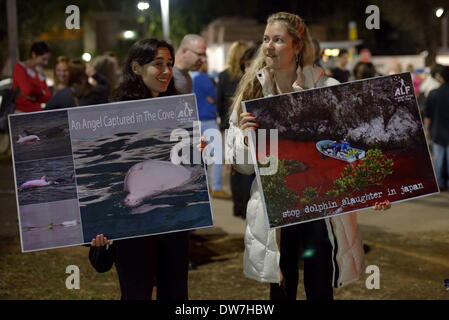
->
[240,44,259,74]
[353,61,377,80]
[330,49,350,83]
[174,34,208,94]
[311,39,323,68]
[103,51,122,84]
[46,59,110,109]
[52,56,70,95]
[406,64,422,95]
[217,41,248,131]
[192,61,231,199]
[424,66,449,192]
[12,41,51,113]
[221,43,259,218]
[91,54,120,98]
[389,61,403,75]
[421,64,443,98]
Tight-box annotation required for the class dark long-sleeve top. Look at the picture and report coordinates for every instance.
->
[425,82,449,146]
[45,73,110,110]
[216,69,240,130]
[89,244,115,273]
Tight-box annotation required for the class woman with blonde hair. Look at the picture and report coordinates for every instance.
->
[224,12,390,300]
[215,41,251,211]
[217,41,249,130]
[52,56,70,94]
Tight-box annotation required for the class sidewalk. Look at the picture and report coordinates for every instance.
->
[1,159,449,299]
[201,171,449,236]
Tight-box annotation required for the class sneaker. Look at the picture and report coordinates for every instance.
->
[211,189,232,199]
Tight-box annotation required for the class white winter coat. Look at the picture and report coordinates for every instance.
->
[225,66,365,288]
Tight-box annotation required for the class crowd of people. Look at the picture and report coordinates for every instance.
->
[5,9,449,301]
[11,42,119,112]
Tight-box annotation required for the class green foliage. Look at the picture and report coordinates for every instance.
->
[329,149,394,196]
[300,187,318,205]
[259,157,299,222]
[301,149,394,202]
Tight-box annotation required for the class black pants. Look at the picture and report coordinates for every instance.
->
[113,231,189,300]
[270,220,334,300]
[231,170,254,218]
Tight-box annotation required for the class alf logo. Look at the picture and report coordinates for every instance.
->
[176,103,195,123]
[394,76,413,102]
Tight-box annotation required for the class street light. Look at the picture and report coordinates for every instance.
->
[436,7,448,50]
[137,2,150,38]
[123,30,137,39]
[161,0,170,42]
[82,53,92,62]
[137,2,150,11]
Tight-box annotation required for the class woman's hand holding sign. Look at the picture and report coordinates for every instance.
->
[373,200,391,211]
[239,112,258,146]
[197,136,208,152]
[91,234,110,247]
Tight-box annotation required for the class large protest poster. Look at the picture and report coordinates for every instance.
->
[9,94,213,252]
[243,73,439,229]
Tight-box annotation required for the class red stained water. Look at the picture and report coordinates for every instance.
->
[273,140,438,212]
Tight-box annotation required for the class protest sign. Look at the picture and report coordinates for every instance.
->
[9,94,213,252]
[243,73,439,228]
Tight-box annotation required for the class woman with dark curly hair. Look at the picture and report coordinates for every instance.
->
[88,38,189,301]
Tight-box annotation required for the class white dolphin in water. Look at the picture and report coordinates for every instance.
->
[19,176,53,191]
[16,134,40,144]
[123,159,202,210]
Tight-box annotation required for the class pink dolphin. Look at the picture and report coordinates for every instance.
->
[16,134,40,144]
[19,176,52,190]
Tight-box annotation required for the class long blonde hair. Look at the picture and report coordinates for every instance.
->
[226,41,249,80]
[53,56,70,87]
[230,12,314,121]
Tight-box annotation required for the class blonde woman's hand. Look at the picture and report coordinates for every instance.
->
[239,112,259,147]
[90,234,110,247]
[239,112,259,132]
[196,136,208,152]
[373,200,391,211]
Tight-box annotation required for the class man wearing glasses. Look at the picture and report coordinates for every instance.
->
[173,34,207,94]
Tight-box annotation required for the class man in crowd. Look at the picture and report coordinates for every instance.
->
[174,34,231,199]
[173,34,207,94]
[425,66,449,191]
[331,49,350,83]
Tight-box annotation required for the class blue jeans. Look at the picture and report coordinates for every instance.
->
[432,143,449,188]
[201,119,222,190]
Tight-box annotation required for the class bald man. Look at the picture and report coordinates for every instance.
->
[173,34,207,94]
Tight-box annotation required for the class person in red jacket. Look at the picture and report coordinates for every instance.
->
[12,41,51,113]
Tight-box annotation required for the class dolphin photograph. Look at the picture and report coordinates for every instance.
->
[244,73,439,228]
[14,155,77,206]
[18,199,83,252]
[72,125,212,243]
[9,110,72,162]
[67,96,213,243]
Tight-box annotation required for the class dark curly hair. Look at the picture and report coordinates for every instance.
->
[29,41,50,57]
[112,38,177,101]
